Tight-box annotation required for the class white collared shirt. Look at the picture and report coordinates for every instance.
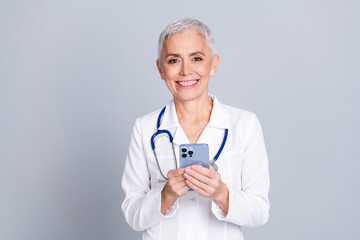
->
[121,96,270,240]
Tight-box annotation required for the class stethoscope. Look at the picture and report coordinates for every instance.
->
[151,106,228,180]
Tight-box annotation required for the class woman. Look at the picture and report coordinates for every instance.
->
[122,18,270,240]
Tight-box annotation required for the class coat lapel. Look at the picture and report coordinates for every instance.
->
[158,99,189,146]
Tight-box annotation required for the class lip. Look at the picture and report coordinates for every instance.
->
[176,79,199,89]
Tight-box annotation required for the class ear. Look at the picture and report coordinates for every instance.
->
[210,54,220,76]
[156,59,165,80]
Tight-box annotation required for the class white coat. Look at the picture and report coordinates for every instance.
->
[121,96,270,240]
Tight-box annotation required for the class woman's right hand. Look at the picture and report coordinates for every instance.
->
[161,168,190,214]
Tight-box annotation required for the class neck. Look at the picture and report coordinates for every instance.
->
[174,94,213,124]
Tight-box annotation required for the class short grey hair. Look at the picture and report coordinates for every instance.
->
[157,18,216,61]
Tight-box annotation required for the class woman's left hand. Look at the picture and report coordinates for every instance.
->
[184,165,229,214]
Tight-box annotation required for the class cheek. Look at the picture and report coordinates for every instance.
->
[164,79,177,93]
[163,67,179,80]
[199,63,213,76]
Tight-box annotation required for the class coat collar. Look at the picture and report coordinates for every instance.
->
[207,95,231,129]
[158,95,231,132]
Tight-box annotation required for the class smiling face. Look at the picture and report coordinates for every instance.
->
[157,29,219,103]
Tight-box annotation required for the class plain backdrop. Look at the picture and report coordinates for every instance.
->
[1,0,359,239]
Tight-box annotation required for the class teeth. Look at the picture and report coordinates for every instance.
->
[178,80,198,86]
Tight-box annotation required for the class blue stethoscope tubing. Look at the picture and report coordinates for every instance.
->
[151,106,228,180]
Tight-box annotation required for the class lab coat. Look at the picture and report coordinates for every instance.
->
[121,96,270,240]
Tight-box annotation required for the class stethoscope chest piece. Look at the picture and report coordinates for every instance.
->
[210,159,218,172]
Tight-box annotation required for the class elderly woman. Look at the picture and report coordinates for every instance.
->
[121,18,270,240]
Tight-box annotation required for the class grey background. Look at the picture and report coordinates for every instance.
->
[1,0,359,239]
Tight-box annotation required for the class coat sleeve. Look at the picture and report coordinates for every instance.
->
[212,114,270,227]
[121,118,179,231]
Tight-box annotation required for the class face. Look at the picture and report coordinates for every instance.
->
[157,29,220,103]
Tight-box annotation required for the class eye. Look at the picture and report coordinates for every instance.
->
[194,57,202,61]
[168,59,179,64]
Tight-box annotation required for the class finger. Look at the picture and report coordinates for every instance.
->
[168,177,187,187]
[182,183,191,191]
[175,182,190,192]
[184,171,210,193]
[168,174,189,187]
[167,169,177,178]
[185,180,209,197]
[173,180,191,195]
[176,168,186,175]
[164,181,190,198]
[185,167,212,184]
[191,165,217,178]
[170,172,188,182]
[167,176,189,188]
[167,168,186,178]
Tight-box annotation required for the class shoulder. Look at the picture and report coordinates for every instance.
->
[213,97,259,128]
[128,106,166,151]
[132,100,173,137]
[222,103,257,121]
[213,98,263,143]
[136,107,162,124]
[133,106,164,133]
[225,103,261,131]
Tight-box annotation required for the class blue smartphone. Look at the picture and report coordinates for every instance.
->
[179,143,209,168]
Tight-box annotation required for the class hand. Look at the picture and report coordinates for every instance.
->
[161,168,190,214]
[184,165,229,213]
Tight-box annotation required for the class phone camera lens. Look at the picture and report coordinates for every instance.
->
[182,148,187,152]
[188,151,193,155]
[182,153,187,158]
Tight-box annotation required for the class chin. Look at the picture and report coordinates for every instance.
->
[173,91,208,103]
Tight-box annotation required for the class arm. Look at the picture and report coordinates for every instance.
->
[217,114,270,227]
[121,119,170,231]
[121,119,190,230]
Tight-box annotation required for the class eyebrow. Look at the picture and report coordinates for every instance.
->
[165,53,181,58]
[165,51,206,58]
[189,51,205,57]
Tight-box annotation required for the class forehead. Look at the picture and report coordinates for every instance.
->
[162,29,210,55]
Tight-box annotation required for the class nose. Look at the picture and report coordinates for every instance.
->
[180,60,192,76]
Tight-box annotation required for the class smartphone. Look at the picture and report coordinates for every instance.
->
[179,143,209,168]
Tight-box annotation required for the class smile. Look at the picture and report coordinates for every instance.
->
[176,80,199,87]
